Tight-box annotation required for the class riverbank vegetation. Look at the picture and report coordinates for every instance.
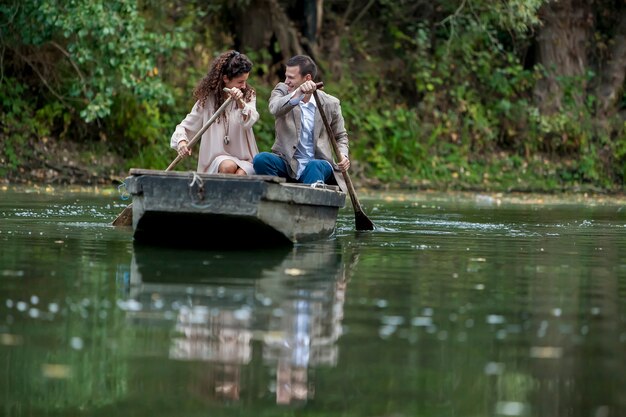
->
[1,0,624,192]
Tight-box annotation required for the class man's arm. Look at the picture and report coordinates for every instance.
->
[331,102,349,157]
[269,83,300,117]
[331,101,351,172]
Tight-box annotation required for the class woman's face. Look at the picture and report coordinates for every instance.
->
[223,72,249,90]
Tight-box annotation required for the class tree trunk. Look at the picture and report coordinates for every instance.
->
[236,0,303,79]
[533,0,593,114]
[595,9,626,117]
[302,0,323,58]
[267,0,304,60]
[236,0,274,52]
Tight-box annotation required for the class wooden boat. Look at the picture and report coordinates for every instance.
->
[124,169,346,246]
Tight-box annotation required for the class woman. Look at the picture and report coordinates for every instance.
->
[170,50,259,175]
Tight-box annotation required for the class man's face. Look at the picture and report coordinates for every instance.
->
[284,66,309,93]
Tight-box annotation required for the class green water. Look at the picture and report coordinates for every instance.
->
[1,187,626,417]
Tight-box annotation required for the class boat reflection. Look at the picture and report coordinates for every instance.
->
[126,240,356,405]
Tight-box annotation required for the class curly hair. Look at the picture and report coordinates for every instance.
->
[193,50,255,119]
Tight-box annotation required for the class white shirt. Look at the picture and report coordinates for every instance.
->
[290,94,317,179]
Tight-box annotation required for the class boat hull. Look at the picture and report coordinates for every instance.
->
[125,169,346,246]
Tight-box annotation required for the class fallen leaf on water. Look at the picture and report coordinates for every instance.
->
[284,268,305,276]
[42,364,72,379]
[529,346,562,359]
[0,333,24,346]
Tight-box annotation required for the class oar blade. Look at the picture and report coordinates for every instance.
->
[355,210,375,231]
[112,204,133,227]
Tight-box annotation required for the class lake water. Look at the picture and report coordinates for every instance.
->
[1,186,626,417]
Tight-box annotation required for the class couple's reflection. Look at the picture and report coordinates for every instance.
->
[128,240,358,405]
[256,245,351,404]
[170,306,252,400]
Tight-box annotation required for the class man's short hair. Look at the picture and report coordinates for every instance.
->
[286,55,317,79]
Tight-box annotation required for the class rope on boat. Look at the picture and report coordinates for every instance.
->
[117,181,130,201]
[189,171,204,188]
[188,171,208,207]
[310,180,327,189]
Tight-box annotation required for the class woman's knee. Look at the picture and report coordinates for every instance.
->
[218,160,238,174]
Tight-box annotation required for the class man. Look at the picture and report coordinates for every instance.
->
[253,55,350,192]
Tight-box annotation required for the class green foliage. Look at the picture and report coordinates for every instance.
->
[1,0,624,192]
[479,0,545,34]
[322,0,625,191]
[1,0,188,123]
[0,78,47,172]
[105,94,174,169]
[246,81,276,152]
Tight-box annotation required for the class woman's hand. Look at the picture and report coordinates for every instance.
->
[177,140,192,158]
[228,87,245,108]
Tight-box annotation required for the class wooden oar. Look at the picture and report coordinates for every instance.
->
[312,84,375,231]
[111,90,236,227]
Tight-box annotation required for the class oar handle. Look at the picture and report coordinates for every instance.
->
[312,89,365,213]
[223,87,246,108]
[166,94,234,171]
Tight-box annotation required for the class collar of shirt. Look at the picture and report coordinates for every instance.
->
[288,89,317,107]
[298,96,316,109]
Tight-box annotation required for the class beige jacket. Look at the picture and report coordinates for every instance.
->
[268,83,349,193]
[171,94,259,174]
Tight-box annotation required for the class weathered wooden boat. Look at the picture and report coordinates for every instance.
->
[124,169,346,246]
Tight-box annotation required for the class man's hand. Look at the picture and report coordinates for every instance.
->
[338,155,350,172]
[298,80,317,95]
[177,140,192,158]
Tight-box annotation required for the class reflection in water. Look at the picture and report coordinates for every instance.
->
[125,241,356,405]
[258,247,352,405]
[4,190,625,416]
[172,306,252,400]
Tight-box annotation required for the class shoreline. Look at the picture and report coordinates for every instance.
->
[3,182,625,206]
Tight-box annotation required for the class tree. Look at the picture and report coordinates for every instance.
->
[0,0,186,123]
[533,0,593,114]
[533,0,626,119]
[595,8,626,117]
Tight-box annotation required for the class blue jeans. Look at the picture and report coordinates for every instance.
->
[253,152,333,184]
